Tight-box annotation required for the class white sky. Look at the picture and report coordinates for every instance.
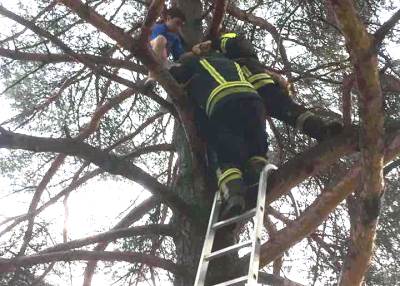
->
[0,2,168,284]
[0,58,162,286]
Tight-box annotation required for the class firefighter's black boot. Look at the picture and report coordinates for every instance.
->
[243,156,268,209]
[217,168,246,220]
[296,111,343,141]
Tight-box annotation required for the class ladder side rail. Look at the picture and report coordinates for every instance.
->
[194,191,222,286]
[246,164,277,285]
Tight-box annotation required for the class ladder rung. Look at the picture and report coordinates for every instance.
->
[205,240,252,261]
[211,275,247,286]
[212,208,256,230]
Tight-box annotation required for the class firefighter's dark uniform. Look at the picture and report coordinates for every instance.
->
[212,33,343,142]
[169,51,268,217]
[206,33,343,195]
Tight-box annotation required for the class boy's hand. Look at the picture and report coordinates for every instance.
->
[192,40,212,55]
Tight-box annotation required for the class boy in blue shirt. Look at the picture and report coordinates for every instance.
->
[144,7,186,88]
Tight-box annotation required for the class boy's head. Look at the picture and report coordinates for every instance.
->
[165,7,186,33]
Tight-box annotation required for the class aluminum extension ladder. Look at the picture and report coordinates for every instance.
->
[194,164,278,286]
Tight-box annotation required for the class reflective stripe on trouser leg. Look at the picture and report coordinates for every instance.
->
[295,111,315,131]
[248,156,268,166]
[216,168,243,199]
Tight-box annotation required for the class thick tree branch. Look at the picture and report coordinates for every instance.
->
[40,224,175,253]
[0,250,186,276]
[207,0,227,39]
[374,8,400,48]
[137,0,163,66]
[266,127,359,204]
[0,130,195,220]
[256,128,400,268]
[0,48,146,74]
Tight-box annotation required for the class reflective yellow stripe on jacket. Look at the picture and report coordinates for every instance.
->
[248,73,275,90]
[240,65,275,90]
[220,33,238,54]
[199,59,258,117]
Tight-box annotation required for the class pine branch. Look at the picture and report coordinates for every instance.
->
[374,8,400,48]
[0,47,146,74]
[207,0,228,39]
[82,196,159,286]
[17,155,66,257]
[0,168,103,236]
[255,127,400,268]
[224,3,293,83]
[258,272,305,286]
[123,143,175,159]
[266,127,359,204]
[0,250,187,276]
[39,224,175,253]
[0,130,195,220]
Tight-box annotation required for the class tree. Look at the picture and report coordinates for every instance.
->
[0,0,399,285]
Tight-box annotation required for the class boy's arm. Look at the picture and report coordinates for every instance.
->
[150,23,167,40]
[171,36,185,61]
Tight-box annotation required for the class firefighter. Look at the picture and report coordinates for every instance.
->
[191,34,343,198]
[169,50,268,219]
[193,33,343,142]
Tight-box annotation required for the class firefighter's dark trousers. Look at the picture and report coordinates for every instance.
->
[208,97,268,171]
[258,83,306,127]
[258,83,343,141]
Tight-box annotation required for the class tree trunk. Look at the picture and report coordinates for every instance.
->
[170,2,241,284]
[171,121,241,285]
[170,122,209,286]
